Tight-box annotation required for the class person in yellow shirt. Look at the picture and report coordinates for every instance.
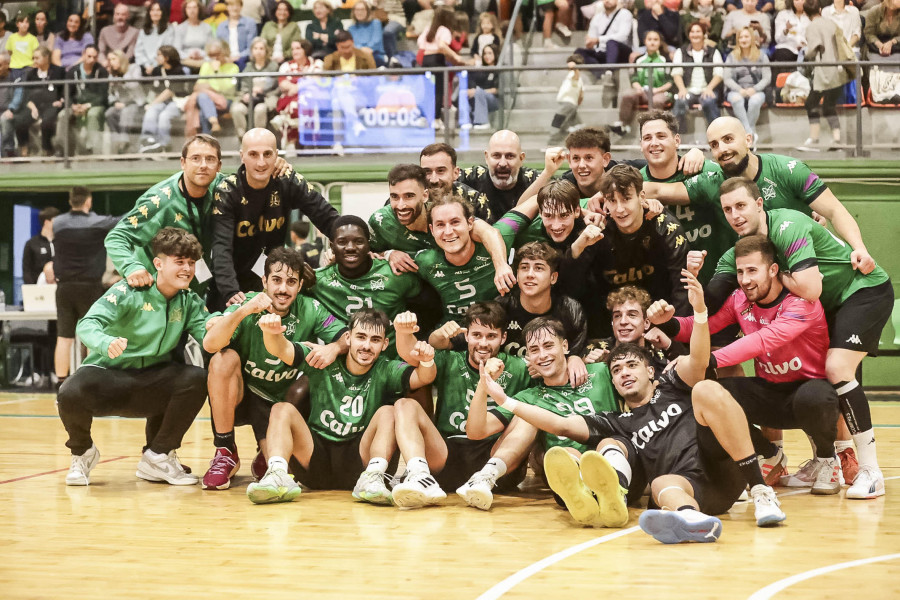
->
[6,12,39,77]
[184,39,240,135]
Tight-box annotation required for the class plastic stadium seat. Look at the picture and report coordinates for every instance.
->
[867,88,900,108]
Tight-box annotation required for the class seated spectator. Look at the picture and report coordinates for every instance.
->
[53,13,95,70]
[13,46,65,156]
[260,1,303,64]
[349,1,387,67]
[863,0,900,62]
[139,45,191,153]
[184,39,240,135]
[537,0,574,50]
[681,0,725,47]
[468,43,500,129]
[33,10,56,54]
[230,37,279,140]
[610,30,673,137]
[106,49,146,153]
[241,0,268,27]
[637,0,683,57]
[216,0,257,69]
[0,11,9,52]
[175,0,216,70]
[274,39,323,147]
[0,51,23,158]
[7,12,39,78]
[369,0,405,60]
[98,4,140,68]
[672,21,723,136]
[724,27,770,148]
[772,0,810,75]
[576,0,633,78]
[56,45,109,156]
[323,29,378,71]
[823,0,861,52]
[307,0,344,59]
[471,12,502,62]
[722,0,771,50]
[136,2,176,76]
[725,0,773,12]
[324,31,375,148]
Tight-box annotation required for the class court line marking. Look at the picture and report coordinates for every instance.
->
[0,397,45,406]
[0,456,129,485]
[747,553,900,600]
[476,526,641,600]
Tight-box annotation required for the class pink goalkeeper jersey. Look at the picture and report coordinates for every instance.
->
[674,289,829,383]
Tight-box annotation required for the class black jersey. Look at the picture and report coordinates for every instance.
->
[573,208,691,317]
[495,290,587,358]
[583,369,702,482]
[585,337,675,377]
[457,165,539,219]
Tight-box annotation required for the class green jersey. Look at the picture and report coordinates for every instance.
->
[309,258,421,322]
[512,362,618,452]
[77,280,213,370]
[105,171,225,293]
[291,345,413,442]
[226,292,347,403]
[714,208,890,312]
[414,223,519,322]
[367,206,434,253]
[432,350,533,439]
[684,153,826,218]
[643,160,737,283]
[495,199,591,250]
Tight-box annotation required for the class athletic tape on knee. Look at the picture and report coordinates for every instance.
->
[656,485,686,510]
[599,444,632,485]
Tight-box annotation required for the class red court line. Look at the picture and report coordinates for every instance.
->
[0,456,129,485]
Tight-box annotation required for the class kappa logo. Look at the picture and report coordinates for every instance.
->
[406,233,417,241]
[374,212,384,224]
[508,321,521,330]
[786,160,797,173]
[434,271,445,278]
[779,221,793,234]
[328,279,343,288]
[141,302,155,312]
[105,294,118,305]
[846,334,862,345]
[138,205,149,218]
[743,313,757,322]
[115,284,127,293]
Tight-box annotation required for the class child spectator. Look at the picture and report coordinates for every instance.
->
[547,53,585,146]
[610,31,672,137]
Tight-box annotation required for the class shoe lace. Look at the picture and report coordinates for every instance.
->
[753,486,779,506]
[794,459,818,477]
[208,452,237,475]
[853,464,878,483]
[166,451,188,475]
[467,471,496,487]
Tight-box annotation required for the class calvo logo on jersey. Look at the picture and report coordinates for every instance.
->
[759,356,803,375]
[244,359,298,383]
[631,403,684,449]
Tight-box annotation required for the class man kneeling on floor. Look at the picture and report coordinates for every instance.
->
[247,309,436,505]
[59,228,215,486]
[478,269,787,542]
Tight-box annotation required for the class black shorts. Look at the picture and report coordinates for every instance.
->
[435,436,528,492]
[826,280,894,354]
[710,322,742,351]
[288,432,400,491]
[57,281,105,338]
[717,377,837,429]
[234,387,275,443]
[686,425,747,516]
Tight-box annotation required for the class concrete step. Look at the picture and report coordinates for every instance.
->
[505,107,617,131]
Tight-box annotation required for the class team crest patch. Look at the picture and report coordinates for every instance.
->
[169,308,183,323]
[575,379,594,394]
[241,197,248,205]
[270,191,281,207]
[141,302,155,312]
[284,321,296,336]
[370,278,386,291]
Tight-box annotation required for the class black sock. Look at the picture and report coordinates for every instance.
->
[834,380,873,434]
[213,430,237,453]
[736,454,765,488]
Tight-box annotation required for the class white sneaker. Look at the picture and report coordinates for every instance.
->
[66,444,100,486]
[847,465,886,499]
[392,471,446,508]
[750,484,786,527]
[554,23,572,39]
[758,448,788,486]
[473,123,491,131]
[811,457,841,495]
[432,118,445,131]
[779,459,818,487]
[639,508,722,544]
[797,138,820,152]
[136,450,199,486]
[456,471,497,510]
[352,470,394,505]
[247,467,302,504]
[542,38,558,49]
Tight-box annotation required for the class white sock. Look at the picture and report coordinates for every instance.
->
[851,429,879,469]
[367,457,388,473]
[480,457,507,479]
[599,444,632,487]
[406,457,429,475]
[834,439,853,452]
[268,456,288,472]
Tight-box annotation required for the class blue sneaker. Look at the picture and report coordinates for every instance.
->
[639,509,722,544]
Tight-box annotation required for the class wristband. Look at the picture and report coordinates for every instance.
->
[419,359,434,368]
[383,249,394,260]
[501,398,520,412]
[694,310,708,324]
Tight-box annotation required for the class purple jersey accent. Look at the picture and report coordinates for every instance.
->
[323,314,337,328]
[785,238,809,258]
[497,216,525,234]
[803,173,819,193]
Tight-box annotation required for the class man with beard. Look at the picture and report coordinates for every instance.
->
[477,274,786,537]
[391,305,536,509]
[457,130,540,218]
[307,216,421,350]
[649,235,842,494]
[209,128,339,311]
[633,117,876,282]
[200,247,348,491]
[420,143,493,222]
[709,178,893,499]
[367,164,514,291]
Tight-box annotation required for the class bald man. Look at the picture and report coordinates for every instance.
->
[457,130,541,217]
[209,128,339,311]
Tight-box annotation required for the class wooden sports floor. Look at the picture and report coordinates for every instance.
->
[2,391,899,600]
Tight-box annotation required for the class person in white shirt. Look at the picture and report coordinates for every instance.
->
[822,0,861,52]
[671,21,724,135]
[575,0,633,78]
[721,0,771,50]
[548,54,585,146]
[772,0,810,74]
